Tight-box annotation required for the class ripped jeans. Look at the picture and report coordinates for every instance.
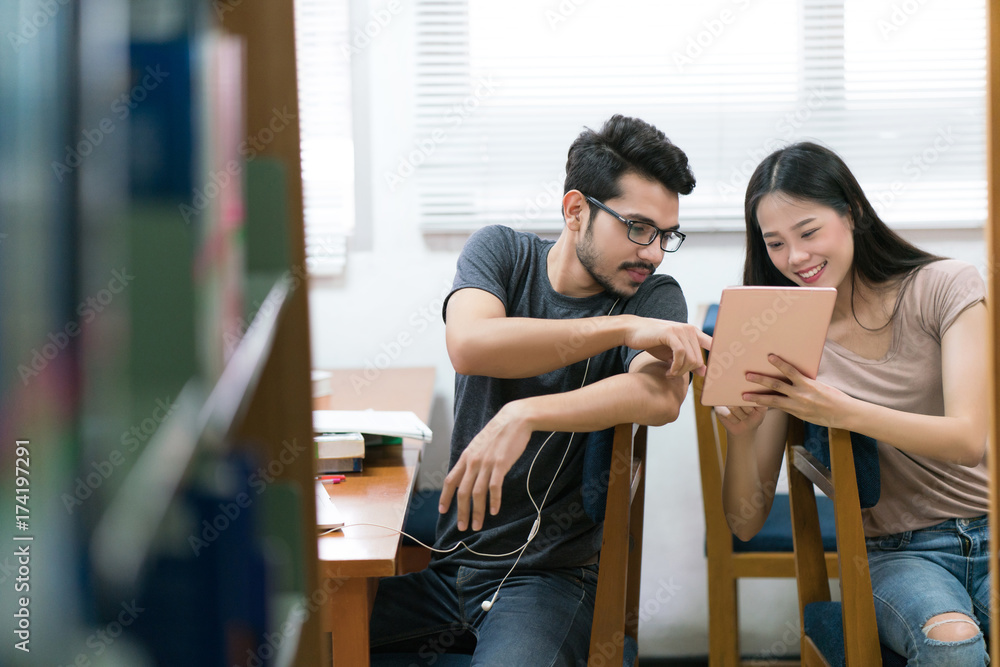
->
[867,515,991,666]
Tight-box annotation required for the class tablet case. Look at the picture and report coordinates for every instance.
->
[701,286,837,406]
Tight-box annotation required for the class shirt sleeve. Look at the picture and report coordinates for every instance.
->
[441,225,516,323]
[620,274,689,369]
[922,260,986,340]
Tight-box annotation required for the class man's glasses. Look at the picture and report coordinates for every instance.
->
[585,195,686,253]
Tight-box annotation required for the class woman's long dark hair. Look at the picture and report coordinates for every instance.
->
[743,142,941,312]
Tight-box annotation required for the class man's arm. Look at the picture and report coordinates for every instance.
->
[504,352,687,431]
[439,352,686,531]
[446,287,710,379]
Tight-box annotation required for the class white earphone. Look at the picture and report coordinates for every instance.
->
[343,297,621,614]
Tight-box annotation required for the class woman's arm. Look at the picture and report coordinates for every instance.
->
[719,407,789,541]
[745,302,989,467]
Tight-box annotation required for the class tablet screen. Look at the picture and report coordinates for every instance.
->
[700,286,837,407]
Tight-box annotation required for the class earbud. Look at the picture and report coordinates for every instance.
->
[481,517,542,613]
[481,589,499,612]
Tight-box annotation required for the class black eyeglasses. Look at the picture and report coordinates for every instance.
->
[585,195,686,253]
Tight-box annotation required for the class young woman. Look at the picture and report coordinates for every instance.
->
[719,142,990,664]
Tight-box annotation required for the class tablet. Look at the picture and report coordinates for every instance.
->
[700,286,837,407]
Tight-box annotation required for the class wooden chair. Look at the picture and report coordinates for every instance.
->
[588,422,647,667]
[375,422,647,667]
[693,371,838,666]
[785,418,906,667]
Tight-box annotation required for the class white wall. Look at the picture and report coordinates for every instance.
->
[308,0,989,657]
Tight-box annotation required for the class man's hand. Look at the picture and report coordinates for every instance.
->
[714,404,768,438]
[623,319,712,377]
[438,403,533,531]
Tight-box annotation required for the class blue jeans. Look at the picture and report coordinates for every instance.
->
[369,562,599,666]
[867,515,991,666]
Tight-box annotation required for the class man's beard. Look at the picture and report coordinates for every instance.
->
[576,223,654,300]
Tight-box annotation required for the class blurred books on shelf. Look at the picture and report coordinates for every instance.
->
[194,32,246,381]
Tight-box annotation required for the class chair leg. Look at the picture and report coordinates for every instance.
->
[707,570,741,666]
[624,427,646,642]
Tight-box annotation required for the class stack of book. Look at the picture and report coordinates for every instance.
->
[311,369,332,398]
[315,432,366,473]
[313,409,433,474]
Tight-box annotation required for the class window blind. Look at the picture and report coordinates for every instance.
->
[412,0,986,234]
[294,0,354,275]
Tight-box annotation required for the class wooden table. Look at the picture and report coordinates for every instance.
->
[314,367,436,666]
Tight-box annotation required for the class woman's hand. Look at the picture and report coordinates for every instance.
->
[742,354,853,427]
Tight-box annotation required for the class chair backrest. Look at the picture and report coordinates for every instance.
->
[692,372,737,569]
[588,422,647,667]
[785,417,882,666]
[693,367,841,665]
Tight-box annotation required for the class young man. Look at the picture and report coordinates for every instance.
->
[369,115,710,665]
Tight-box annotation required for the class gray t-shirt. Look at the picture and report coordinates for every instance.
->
[816,259,988,537]
[435,225,687,569]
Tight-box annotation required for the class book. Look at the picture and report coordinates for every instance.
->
[317,457,363,474]
[362,434,404,446]
[315,481,344,531]
[311,369,332,398]
[315,432,365,459]
[193,32,246,381]
[313,410,432,442]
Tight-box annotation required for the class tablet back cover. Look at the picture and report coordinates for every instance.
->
[701,286,836,406]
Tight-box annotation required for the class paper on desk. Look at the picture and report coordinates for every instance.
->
[316,481,344,531]
[313,409,432,442]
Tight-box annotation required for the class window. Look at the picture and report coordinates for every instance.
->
[411,0,986,233]
[294,0,355,275]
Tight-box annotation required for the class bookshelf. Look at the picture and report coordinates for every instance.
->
[221,2,322,662]
[0,0,320,665]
